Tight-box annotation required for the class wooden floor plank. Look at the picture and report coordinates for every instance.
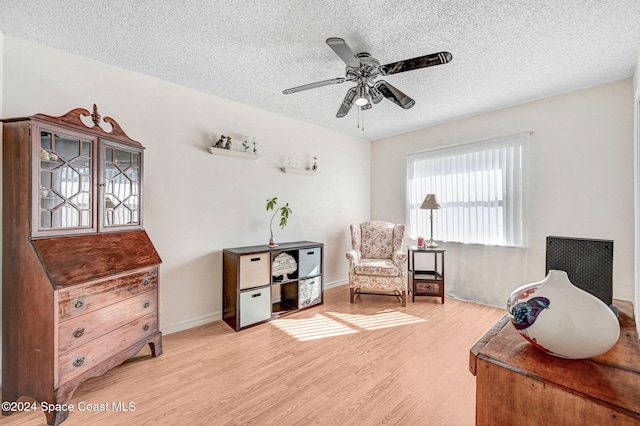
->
[1,285,504,425]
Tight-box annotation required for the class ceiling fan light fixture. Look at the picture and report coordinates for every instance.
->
[354,84,369,106]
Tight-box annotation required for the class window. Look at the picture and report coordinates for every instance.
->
[407,133,528,246]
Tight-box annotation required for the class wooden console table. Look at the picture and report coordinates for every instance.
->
[469,300,640,425]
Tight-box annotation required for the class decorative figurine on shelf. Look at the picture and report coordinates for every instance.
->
[242,136,250,152]
[214,135,225,149]
[224,136,232,150]
[252,137,259,154]
[312,156,318,172]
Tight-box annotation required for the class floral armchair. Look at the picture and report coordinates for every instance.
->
[346,221,408,306]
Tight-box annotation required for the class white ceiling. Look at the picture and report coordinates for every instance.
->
[1,1,639,141]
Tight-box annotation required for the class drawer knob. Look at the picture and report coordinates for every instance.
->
[73,328,85,338]
[143,279,151,286]
[73,299,85,309]
[143,301,151,308]
[72,356,85,368]
[143,323,150,331]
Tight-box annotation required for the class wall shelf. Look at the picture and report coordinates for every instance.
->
[208,146,260,159]
[280,167,317,176]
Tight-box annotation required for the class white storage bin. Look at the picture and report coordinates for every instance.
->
[299,247,321,278]
[240,287,271,327]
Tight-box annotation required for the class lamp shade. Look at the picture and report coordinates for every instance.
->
[420,194,441,210]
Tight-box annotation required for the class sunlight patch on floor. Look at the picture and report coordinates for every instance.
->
[272,310,426,341]
[271,313,358,341]
[327,309,427,330]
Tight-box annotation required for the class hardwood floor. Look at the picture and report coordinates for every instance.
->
[2,285,504,425]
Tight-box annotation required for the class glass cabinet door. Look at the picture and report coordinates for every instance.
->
[100,140,143,231]
[37,129,95,235]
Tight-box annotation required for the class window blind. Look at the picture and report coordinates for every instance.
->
[407,132,529,246]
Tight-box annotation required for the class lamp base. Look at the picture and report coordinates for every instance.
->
[425,240,438,248]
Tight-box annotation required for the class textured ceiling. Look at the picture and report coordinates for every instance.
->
[1,1,639,141]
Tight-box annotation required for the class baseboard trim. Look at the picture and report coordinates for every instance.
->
[162,311,221,335]
[324,278,348,289]
[161,279,349,335]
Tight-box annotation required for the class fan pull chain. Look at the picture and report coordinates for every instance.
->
[356,108,365,134]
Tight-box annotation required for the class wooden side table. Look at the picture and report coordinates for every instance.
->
[407,247,445,303]
[469,300,640,425]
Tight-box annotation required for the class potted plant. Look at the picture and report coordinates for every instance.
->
[266,197,292,246]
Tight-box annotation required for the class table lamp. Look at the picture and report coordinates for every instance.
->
[420,194,441,248]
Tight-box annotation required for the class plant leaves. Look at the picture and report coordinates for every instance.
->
[279,205,292,228]
[266,197,278,211]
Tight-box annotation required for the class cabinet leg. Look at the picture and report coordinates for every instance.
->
[401,290,407,307]
[148,332,163,357]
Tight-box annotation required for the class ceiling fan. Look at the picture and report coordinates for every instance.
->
[283,37,452,118]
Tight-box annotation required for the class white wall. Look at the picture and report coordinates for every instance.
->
[372,79,635,308]
[0,36,371,337]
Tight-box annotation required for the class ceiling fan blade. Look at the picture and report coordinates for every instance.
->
[326,37,362,68]
[379,52,452,76]
[375,81,415,109]
[336,86,357,118]
[283,77,346,94]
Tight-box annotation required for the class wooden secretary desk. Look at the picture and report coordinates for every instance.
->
[1,105,162,425]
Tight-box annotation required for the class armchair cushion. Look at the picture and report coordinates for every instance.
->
[354,258,400,277]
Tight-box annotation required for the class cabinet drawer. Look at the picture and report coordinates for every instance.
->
[59,290,157,353]
[239,253,270,289]
[299,277,322,309]
[58,311,157,385]
[240,287,271,328]
[415,282,441,295]
[58,268,158,321]
[299,247,321,278]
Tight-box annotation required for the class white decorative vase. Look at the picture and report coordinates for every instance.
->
[507,270,620,359]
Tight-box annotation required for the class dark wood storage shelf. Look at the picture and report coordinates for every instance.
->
[414,271,442,279]
[272,278,299,284]
[272,302,297,315]
[223,241,324,331]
